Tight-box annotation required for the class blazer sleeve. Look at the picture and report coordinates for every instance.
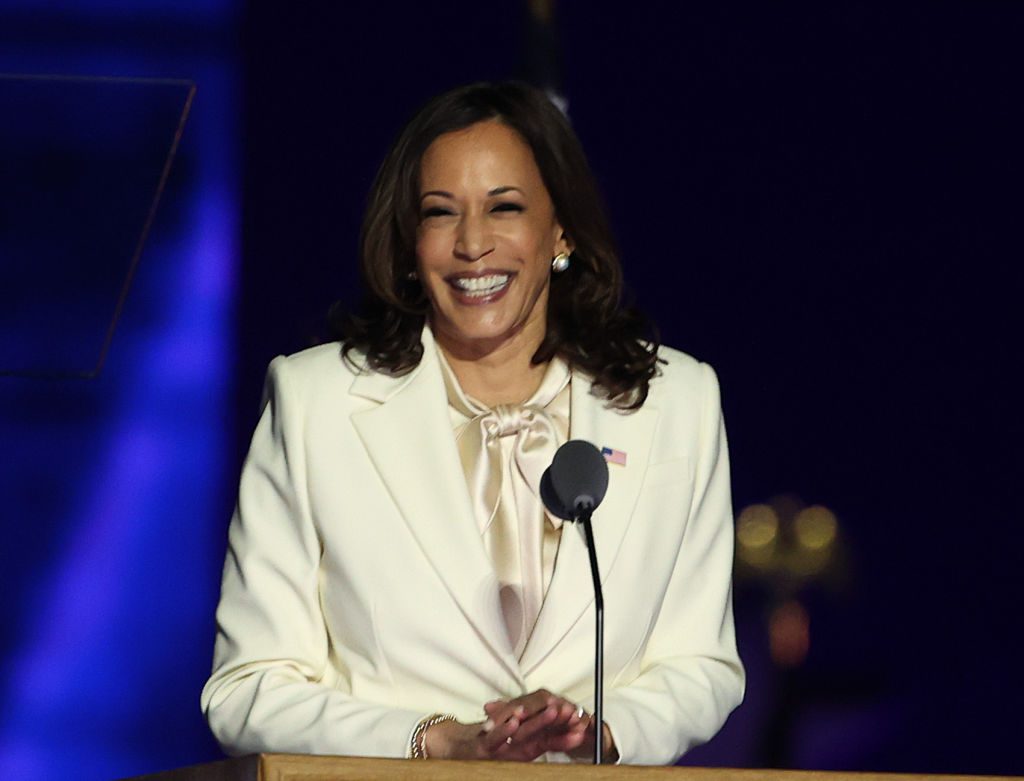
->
[200,357,424,758]
[595,362,745,765]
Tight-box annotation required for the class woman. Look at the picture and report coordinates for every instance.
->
[201,82,744,764]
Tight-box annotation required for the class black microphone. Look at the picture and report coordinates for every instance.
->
[540,440,609,764]
[542,439,609,517]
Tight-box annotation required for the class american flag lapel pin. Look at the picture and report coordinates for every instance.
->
[601,446,627,466]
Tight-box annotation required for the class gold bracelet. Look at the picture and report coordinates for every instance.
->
[409,713,457,759]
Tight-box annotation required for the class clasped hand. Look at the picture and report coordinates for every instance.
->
[425,689,614,762]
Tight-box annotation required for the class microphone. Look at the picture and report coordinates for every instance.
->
[541,439,609,518]
[540,440,609,764]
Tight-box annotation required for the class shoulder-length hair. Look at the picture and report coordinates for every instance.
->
[332,81,660,409]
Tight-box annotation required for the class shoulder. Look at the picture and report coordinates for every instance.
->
[263,340,425,411]
[639,343,725,446]
[259,342,365,411]
[639,344,727,464]
[648,343,721,404]
[269,341,355,382]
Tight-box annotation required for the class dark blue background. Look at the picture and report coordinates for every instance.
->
[1,3,1020,778]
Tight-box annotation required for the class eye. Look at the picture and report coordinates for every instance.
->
[420,206,454,219]
[491,202,524,214]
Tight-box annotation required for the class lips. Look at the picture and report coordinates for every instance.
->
[445,271,515,303]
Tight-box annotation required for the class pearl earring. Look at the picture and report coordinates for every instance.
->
[551,252,570,273]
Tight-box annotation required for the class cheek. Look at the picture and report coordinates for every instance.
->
[506,228,549,266]
[415,230,449,271]
[413,248,442,282]
[525,217,560,259]
[522,236,554,278]
[520,260,552,308]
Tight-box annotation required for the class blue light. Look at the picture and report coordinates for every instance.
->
[0,4,238,778]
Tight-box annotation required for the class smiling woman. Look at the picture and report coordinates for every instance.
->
[337,81,660,410]
[415,120,570,403]
[201,82,744,765]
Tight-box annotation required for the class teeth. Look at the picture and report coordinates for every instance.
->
[451,274,511,295]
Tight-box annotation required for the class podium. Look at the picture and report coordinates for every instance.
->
[122,754,1017,781]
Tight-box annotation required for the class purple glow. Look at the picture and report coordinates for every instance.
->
[0,13,238,777]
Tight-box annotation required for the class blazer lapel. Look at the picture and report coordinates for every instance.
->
[349,332,523,683]
[520,370,659,676]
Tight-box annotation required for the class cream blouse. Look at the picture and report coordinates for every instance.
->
[437,349,571,659]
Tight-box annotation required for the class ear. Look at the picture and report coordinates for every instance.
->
[553,224,574,256]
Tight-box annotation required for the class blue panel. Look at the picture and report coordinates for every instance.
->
[0,4,237,779]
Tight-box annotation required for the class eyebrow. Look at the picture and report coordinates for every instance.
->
[419,186,525,201]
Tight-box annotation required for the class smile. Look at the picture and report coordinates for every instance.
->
[447,273,513,298]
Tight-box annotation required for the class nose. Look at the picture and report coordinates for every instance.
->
[453,212,495,262]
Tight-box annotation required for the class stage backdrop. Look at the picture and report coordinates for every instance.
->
[0,2,236,779]
[1,3,1021,780]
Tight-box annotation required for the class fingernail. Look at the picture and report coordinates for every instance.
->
[482,719,494,733]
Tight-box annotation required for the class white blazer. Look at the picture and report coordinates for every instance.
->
[201,328,744,764]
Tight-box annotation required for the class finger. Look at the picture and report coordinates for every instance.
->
[488,702,558,762]
[508,690,555,718]
[491,730,551,763]
[488,730,550,763]
[543,718,589,750]
[520,698,577,733]
[555,700,576,726]
[483,727,517,758]
[507,702,559,744]
[481,702,522,734]
[535,691,575,715]
[511,722,586,763]
[481,709,523,752]
[483,689,563,742]
[497,704,586,761]
[543,724,589,754]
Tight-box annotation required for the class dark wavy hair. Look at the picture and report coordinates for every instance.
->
[332,81,660,409]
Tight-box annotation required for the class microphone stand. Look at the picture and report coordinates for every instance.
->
[577,504,603,764]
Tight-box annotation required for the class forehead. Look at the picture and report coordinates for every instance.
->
[419,120,543,189]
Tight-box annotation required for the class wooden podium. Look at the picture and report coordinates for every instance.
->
[123,754,1017,781]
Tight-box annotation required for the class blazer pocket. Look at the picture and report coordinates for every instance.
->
[641,457,692,490]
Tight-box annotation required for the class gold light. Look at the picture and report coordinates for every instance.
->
[737,504,779,566]
[793,505,838,551]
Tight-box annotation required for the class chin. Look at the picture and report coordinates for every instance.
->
[430,285,548,355]
[433,312,531,354]
[440,322,516,349]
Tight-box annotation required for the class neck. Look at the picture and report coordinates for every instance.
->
[434,324,548,407]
